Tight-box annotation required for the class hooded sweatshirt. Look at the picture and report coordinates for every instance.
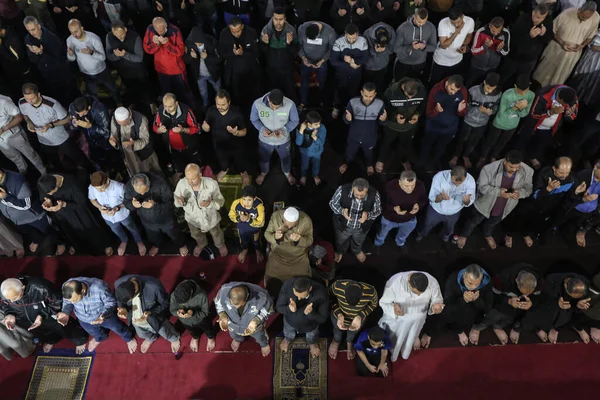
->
[492,88,535,130]
[364,22,395,71]
[470,25,510,71]
[394,16,437,66]
[383,77,427,133]
[298,21,337,64]
[464,83,502,127]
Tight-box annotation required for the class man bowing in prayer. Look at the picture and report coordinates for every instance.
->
[377,271,444,362]
[264,207,314,286]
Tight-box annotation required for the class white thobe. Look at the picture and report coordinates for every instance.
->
[378,271,443,361]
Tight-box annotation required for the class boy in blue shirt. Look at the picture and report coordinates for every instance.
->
[353,326,391,377]
[295,111,326,186]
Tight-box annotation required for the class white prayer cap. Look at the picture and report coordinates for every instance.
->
[114,107,130,121]
[283,207,299,222]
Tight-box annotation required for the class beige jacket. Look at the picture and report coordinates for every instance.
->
[174,177,224,232]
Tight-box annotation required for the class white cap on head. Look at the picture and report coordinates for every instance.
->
[114,107,130,122]
[283,207,299,223]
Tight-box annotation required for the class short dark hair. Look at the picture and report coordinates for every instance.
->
[374,28,389,46]
[490,16,504,28]
[229,17,243,27]
[306,23,320,40]
[241,185,257,198]
[269,89,284,106]
[403,80,419,97]
[448,8,463,21]
[505,150,523,165]
[293,277,312,293]
[409,272,429,292]
[215,89,231,102]
[557,87,577,106]
[345,283,363,306]
[37,174,58,195]
[345,23,359,35]
[416,7,429,19]
[447,74,464,88]
[172,280,197,304]
[72,96,91,113]
[22,82,39,95]
[90,171,108,187]
[352,178,369,191]
[111,20,126,30]
[484,72,500,87]
[368,326,386,342]
[272,6,286,16]
[534,3,549,14]
[515,75,530,90]
[362,82,376,93]
[306,110,321,124]
[115,280,136,303]
[62,280,84,300]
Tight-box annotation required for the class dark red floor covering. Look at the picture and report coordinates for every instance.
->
[1,256,600,399]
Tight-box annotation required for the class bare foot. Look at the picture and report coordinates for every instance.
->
[206,338,216,352]
[231,340,241,352]
[575,328,590,344]
[216,170,228,182]
[76,343,86,354]
[15,248,25,258]
[523,236,534,248]
[356,252,366,262]
[504,236,512,248]
[127,339,138,354]
[171,339,181,353]
[536,330,548,343]
[117,242,127,256]
[218,245,228,257]
[69,246,76,255]
[280,338,291,352]
[420,334,431,348]
[55,244,66,256]
[42,343,54,353]
[179,246,188,256]
[448,156,458,167]
[413,338,421,350]
[140,340,153,353]
[576,231,586,247]
[509,329,520,344]
[367,166,374,176]
[313,176,321,185]
[255,173,266,185]
[375,161,384,173]
[261,345,271,357]
[334,253,343,263]
[88,338,101,352]
[286,173,296,185]
[29,242,39,253]
[149,246,159,257]
[458,332,469,346]
[190,338,199,352]
[590,327,600,344]
[548,328,559,344]
[241,172,250,187]
[104,247,113,256]
[238,249,248,263]
[300,177,307,185]
[193,245,204,257]
[469,328,480,345]
[485,237,497,250]
[309,343,320,358]
[462,156,472,169]
[347,344,356,360]
[456,236,467,249]
[256,250,265,264]
[328,340,339,359]
[494,328,508,345]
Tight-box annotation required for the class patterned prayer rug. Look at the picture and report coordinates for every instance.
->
[218,174,246,239]
[273,337,328,400]
[25,354,93,400]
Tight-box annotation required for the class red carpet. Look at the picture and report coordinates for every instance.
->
[1,256,600,399]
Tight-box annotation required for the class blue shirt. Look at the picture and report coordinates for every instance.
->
[88,180,130,223]
[576,172,600,213]
[429,170,476,215]
[353,330,392,355]
[61,277,117,324]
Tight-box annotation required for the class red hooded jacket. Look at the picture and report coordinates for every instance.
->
[528,85,578,136]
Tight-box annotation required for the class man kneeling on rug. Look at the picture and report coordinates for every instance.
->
[115,275,181,354]
[215,282,274,357]
[58,278,139,354]
[276,277,329,358]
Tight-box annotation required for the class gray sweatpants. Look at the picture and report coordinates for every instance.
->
[0,130,46,174]
[134,321,180,343]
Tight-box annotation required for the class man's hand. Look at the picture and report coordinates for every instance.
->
[558,297,571,310]
[435,103,444,113]
[394,206,407,215]
[539,24,547,36]
[286,32,293,45]
[366,363,378,374]
[275,229,283,240]
[336,314,347,330]
[108,136,118,148]
[134,311,150,323]
[28,315,43,331]
[436,189,450,202]
[263,129,273,137]
[530,26,541,38]
[36,124,49,133]
[497,41,505,51]
[0,187,7,199]
[349,316,362,331]
[577,298,591,310]
[575,181,587,195]
[479,105,492,115]
[290,232,301,242]
[177,309,189,318]
[156,1,164,11]
[226,125,238,135]
[462,193,472,205]
[53,6,62,13]
[76,119,92,129]
[218,315,229,331]
[304,303,313,315]
[190,48,198,58]
[200,50,208,59]
[356,7,365,15]
[410,203,419,215]
[67,47,74,56]
[376,1,384,10]
[57,312,69,326]
[122,138,135,148]
[201,121,210,132]
[394,303,404,316]
[409,114,419,124]
[379,110,387,122]
[239,212,249,222]
[431,303,445,314]
[2,314,16,330]
[141,199,155,209]
[396,114,406,124]
[131,197,142,208]
[484,38,493,48]
[289,298,297,313]
[81,47,93,55]
[117,307,127,319]
[457,45,468,54]
[458,100,467,113]
[551,105,565,115]
[244,319,258,335]
[338,8,347,16]
[342,208,351,221]
[175,195,185,206]
[343,55,352,64]
[261,32,269,44]
[546,178,561,192]
[157,124,167,134]
[199,197,212,207]
[377,362,389,377]
[172,124,184,133]
[583,190,598,203]
[359,211,368,224]
[91,314,105,325]
[393,1,401,10]
[500,188,512,199]
[516,99,529,109]
[233,44,244,55]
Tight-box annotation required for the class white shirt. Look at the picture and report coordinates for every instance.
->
[428,170,476,215]
[88,180,130,223]
[538,113,559,130]
[131,294,151,329]
[433,16,475,67]
[18,95,69,146]
[0,95,25,139]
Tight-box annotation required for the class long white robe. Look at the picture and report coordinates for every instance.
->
[378,271,443,362]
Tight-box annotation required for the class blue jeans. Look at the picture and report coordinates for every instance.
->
[224,12,250,25]
[258,140,291,174]
[197,75,221,107]
[299,149,321,177]
[105,216,143,243]
[374,216,418,247]
[79,314,133,343]
[418,204,461,241]
[300,63,328,105]
[283,318,320,345]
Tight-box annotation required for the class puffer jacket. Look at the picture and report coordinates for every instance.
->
[0,277,62,325]
[464,83,502,128]
[68,95,112,151]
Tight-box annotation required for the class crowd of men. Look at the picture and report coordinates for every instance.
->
[1,0,600,377]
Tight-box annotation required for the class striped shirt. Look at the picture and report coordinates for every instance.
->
[18,96,69,146]
[330,280,378,324]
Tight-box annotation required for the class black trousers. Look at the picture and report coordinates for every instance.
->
[418,130,456,167]
[121,74,152,113]
[15,216,64,246]
[377,126,418,164]
[42,138,93,172]
[268,68,298,104]
[356,352,385,377]
[22,317,88,346]
[171,147,201,173]
[429,61,462,86]
[480,125,516,160]
[499,58,537,90]
[145,221,187,248]
[424,302,483,335]
[454,123,488,158]
[364,68,387,95]
[394,60,427,81]
[183,319,217,339]
[215,144,248,173]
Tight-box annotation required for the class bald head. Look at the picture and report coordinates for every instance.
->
[553,156,573,180]
[184,163,202,187]
[153,17,168,35]
[1,278,24,301]
[516,271,537,296]
[229,285,248,308]
[68,19,85,39]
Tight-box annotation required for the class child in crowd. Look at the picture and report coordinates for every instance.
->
[354,326,392,377]
[295,111,326,186]
[228,185,265,263]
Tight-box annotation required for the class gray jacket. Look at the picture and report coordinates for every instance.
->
[464,84,502,128]
[250,92,299,146]
[394,17,437,66]
[215,282,273,337]
[169,279,210,327]
[298,21,337,63]
[475,159,533,219]
[364,22,395,71]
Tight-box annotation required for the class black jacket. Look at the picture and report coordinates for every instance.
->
[24,28,70,79]
[219,25,260,82]
[536,273,589,331]
[508,12,553,62]
[260,20,299,71]
[329,0,371,33]
[114,274,171,333]
[184,27,221,82]
[494,263,543,316]
[0,276,62,326]
[124,173,176,228]
[0,26,31,78]
[383,77,427,133]
[530,166,580,215]
[276,277,329,333]
[444,270,494,315]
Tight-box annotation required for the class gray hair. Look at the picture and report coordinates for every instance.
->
[131,174,150,188]
[400,170,417,181]
[581,1,597,11]
[352,178,369,191]
[1,278,23,297]
[23,16,39,26]
[516,271,537,291]
[465,264,483,280]
[153,17,167,26]
[451,166,467,179]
